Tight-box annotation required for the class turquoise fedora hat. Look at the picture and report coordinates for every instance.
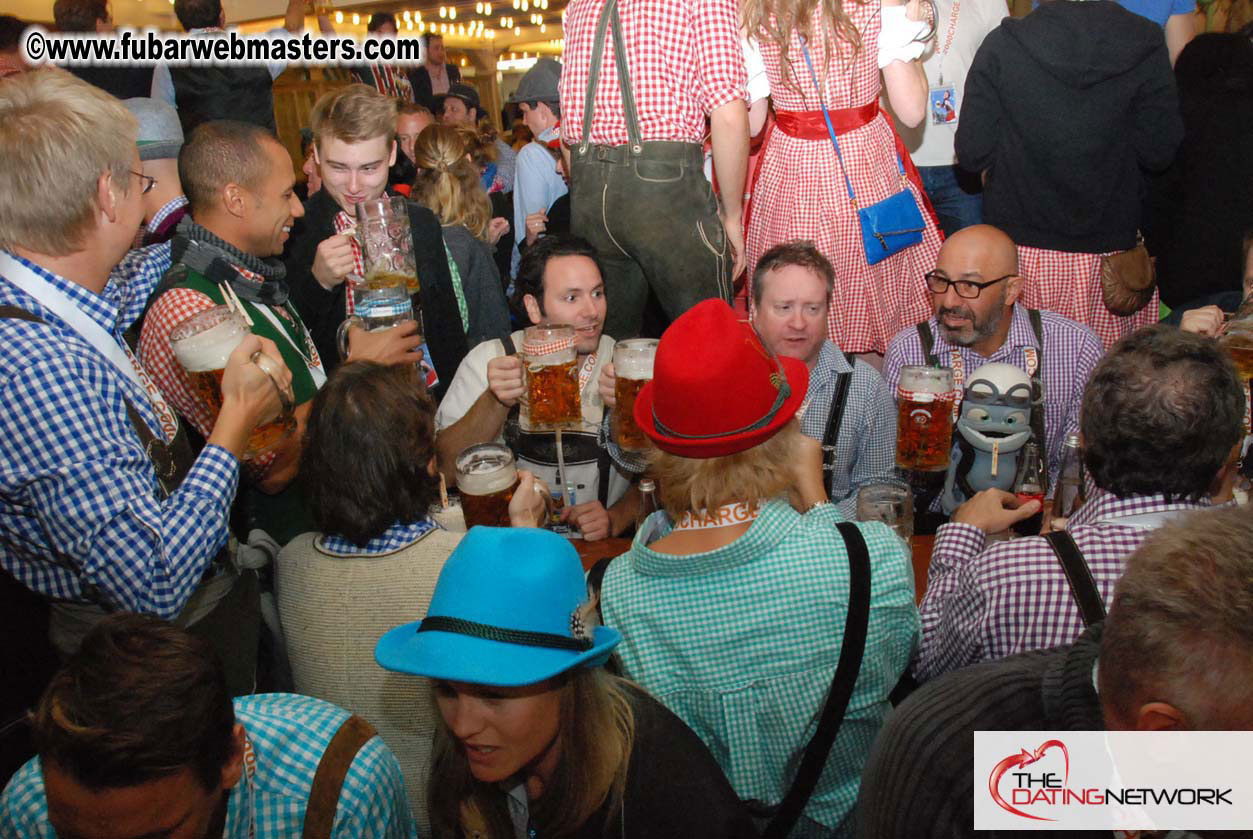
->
[375,527,621,687]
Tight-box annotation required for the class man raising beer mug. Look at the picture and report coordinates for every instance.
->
[435,236,639,541]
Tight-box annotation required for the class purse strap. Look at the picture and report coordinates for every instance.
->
[798,38,907,209]
[762,520,872,839]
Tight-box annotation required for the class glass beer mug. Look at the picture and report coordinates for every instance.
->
[522,324,581,430]
[456,443,520,528]
[169,306,297,459]
[895,365,956,471]
[612,338,657,451]
[336,196,418,358]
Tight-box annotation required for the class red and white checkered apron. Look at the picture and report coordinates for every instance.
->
[745,5,941,355]
[1015,245,1159,351]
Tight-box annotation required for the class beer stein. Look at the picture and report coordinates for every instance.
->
[612,338,658,450]
[336,198,418,359]
[521,324,581,430]
[456,443,520,528]
[856,483,914,542]
[169,306,296,459]
[355,196,418,294]
[1219,318,1253,382]
[895,365,956,471]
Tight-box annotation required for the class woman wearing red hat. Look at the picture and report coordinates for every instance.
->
[598,299,920,836]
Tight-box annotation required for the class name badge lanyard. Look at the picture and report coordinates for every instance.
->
[929,0,962,124]
[0,252,177,440]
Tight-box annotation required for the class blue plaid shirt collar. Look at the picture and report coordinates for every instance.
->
[148,194,189,232]
[2,250,125,335]
[924,304,1041,363]
[316,517,441,556]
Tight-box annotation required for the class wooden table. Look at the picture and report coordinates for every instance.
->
[911,534,935,605]
[575,537,633,571]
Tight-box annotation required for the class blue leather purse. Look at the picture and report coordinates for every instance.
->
[800,40,926,265]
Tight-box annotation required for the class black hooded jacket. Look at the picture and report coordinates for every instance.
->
[956,1,1183,254]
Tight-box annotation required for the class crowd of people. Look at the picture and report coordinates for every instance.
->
[1,0,1252,835]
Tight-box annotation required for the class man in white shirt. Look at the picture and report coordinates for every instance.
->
[892,0,1005,237]
[435,235,638,541]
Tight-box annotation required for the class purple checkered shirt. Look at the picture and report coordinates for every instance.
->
[913,491,1222,682]
[883,305,1105,483]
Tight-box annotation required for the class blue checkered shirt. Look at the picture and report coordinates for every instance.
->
[318,518,441,555]
[0,247,237,617]
[883,305,1104,483]
[800,342,899,520]
[914,492,1221,682]
[601,498,919,833]
[1,693,417,838]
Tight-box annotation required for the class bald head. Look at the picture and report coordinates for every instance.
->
[937,224,1018,278]
[930,225,1023,352]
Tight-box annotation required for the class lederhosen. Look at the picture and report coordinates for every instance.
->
[918,309,1047,500]
[500,334,614,507]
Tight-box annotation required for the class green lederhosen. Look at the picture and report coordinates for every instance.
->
[171,266,322,544]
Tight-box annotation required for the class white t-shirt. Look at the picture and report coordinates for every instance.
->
[888,0,1006,167]
[435,331,630,508]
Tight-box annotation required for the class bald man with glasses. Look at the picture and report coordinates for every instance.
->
[883,224,1105,486]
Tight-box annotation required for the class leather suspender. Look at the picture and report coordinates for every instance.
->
[1043,530,1106,627]
[301,715,378,839]
[821,372,853,476]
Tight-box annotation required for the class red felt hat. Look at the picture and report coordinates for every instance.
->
[633,299,809,458]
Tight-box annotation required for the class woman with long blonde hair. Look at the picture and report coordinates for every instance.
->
[743,0,943,359]
[412,123,511,347]
[375,527,756,839]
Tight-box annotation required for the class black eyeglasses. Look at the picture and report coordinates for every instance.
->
[924,270,1014,299]
[130,170,157,196]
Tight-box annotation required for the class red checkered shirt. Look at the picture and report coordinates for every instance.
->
[332,211,365,316]
[559,0,746,146]
[913,492,1225,682]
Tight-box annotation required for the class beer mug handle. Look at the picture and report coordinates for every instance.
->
[336,315,366,360]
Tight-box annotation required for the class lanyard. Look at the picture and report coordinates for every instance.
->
[578,353,598,394]
[0,251,177,441]
[948,345,1037,421]
[934,0,962,85]
[672,502,760,531]
[251,302,328,389]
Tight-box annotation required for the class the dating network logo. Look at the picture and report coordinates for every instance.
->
[988,739,1071,821]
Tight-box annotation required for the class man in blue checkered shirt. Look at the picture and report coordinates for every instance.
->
[0,614,416,838]
[752,241,899,519]
[0,70,289,653]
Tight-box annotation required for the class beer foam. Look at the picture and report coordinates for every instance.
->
[171,318,245,373]
[614,339,658,380]
[615,354,654,380]
[456,448,517,496]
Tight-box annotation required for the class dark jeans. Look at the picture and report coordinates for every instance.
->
[570,141,732,339]
[919,165,983,239]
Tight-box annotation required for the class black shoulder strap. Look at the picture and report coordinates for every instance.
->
[916,321,939,368]
[500,333,516,356]
[1043,530,1106,627]
[821,372,853,474]
[763,521,871,839]
[1027,309,1047,456]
